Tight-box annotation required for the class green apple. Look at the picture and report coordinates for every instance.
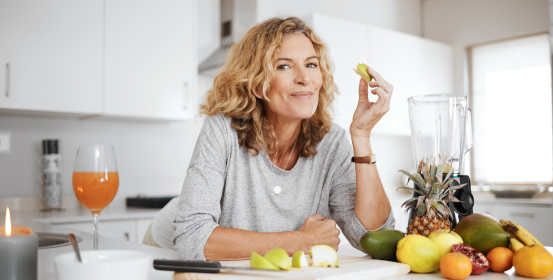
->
[264,248,291,270]
[292,251,308,268]
[428,229,464,260]
[308,250,312,259]
[353,63,373,83]
[311,245,339,268]
[250,252,280,271]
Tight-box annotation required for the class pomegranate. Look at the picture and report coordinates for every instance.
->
[452,244,490,275]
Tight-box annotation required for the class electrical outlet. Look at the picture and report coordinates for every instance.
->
[0,131,11,155]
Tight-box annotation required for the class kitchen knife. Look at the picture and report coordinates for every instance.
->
[153,259,284,273]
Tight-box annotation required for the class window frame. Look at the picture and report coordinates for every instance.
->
[466,31,552,187]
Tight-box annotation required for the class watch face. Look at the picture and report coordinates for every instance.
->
[371,155,377,163]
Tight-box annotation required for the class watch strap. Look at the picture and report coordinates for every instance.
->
[351,154,376,164]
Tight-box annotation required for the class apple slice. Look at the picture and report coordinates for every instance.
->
[292,251,308,268]
[250,252,280,271]
[264,248,292,270]
[311,245,339,268]
[353,63,373,83]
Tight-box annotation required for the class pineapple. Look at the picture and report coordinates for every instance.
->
[398,156,465,237]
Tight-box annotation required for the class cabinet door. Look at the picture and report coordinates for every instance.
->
[310,14,368,133]
[494,204,553,246]
[104,0,197,120]
[136,218,153,244]
[366,27,453,135]
[310,14,453,136]
[0,0,103,115]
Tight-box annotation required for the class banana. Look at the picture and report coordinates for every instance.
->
[509,237,524,252]
[500,219,543,247]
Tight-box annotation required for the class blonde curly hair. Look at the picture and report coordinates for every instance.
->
[200,17,338,157]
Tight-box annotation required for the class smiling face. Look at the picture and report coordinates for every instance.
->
[262,32,322,122]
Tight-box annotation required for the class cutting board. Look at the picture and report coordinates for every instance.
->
[173,255,410,280]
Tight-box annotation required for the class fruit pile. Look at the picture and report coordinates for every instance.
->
[250,245,338,271]
[356,157,553,279]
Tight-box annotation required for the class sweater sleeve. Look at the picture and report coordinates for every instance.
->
[328,132,395,253]
[172,115,229,260]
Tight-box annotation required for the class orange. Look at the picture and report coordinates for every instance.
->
[513,245,553,278]
[487,247,513,272]
[440,252,472,280]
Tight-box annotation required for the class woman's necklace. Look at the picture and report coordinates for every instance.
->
[272,139,297,195]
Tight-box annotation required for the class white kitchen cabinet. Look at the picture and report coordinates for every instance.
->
[0,0,103,115]
[494,204,553,246]
[136,218,154,244]
[54,220,137,243]
[309,14,453,135]
[53,218,154,243]
[103,0,198,120]
[0,0,198,120]
[470,200,552,246]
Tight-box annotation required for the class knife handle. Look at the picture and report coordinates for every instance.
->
[153,259,222,273]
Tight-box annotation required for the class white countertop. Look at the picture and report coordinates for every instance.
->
[7,207,553,280]
[472,195,552,206]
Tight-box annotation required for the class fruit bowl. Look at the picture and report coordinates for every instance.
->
[55,250,152,280]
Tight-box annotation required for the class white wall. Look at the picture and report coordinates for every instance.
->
[423,0,549,95]
[0,115,203,206]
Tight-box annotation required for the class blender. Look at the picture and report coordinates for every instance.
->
[407,94,474,228]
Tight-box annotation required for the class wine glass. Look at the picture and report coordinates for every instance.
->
[72,145,119,250]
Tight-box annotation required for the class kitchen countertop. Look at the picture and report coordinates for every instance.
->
[6,207,553,280]
[6,207,177,280]
[472,195,552,206]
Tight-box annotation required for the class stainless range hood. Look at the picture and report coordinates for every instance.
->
[199,0,257,75]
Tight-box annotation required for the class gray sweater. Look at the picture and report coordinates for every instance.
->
[172,114,395,260]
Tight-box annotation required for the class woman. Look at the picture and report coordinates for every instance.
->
[159,17,394,261]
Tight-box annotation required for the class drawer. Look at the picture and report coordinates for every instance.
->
[493,205,553,246]
[54,220,137,243]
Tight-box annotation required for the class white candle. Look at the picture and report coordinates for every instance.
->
[0,207,38,280]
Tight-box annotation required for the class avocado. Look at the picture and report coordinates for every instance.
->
[360,228,405,261]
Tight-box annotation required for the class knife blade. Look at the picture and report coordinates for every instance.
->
[153,259,284,273]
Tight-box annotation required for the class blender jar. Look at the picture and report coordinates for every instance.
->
[407,94,472,175]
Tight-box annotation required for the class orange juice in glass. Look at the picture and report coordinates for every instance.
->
[72,145,118,250]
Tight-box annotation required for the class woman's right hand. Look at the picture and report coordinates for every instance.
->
[297,214,340,252]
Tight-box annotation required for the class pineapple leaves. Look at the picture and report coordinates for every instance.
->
[399,156,458,219]
[413,173,427,193]
[449,196,463,203]
[397,186,424,196]
[422,164,431,181]
[435,174,443,185]
[415,195,425,209]
[398,170,425,190]
[416,202,426,216]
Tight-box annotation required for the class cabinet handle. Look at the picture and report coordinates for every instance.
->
[510,212,535,218]
[124,232,130,241]
[5,63,9,97]
[183,82,189,109]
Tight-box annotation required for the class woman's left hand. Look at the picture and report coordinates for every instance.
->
[350,67,393,139]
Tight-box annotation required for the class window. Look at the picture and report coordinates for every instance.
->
[469,33,552,184]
